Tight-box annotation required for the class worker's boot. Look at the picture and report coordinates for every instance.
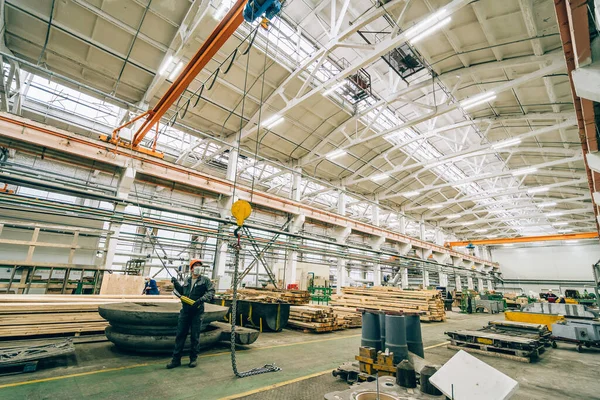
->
[189,358,198,368]
[166,358,181,369]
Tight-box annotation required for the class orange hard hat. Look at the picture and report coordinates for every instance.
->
[189,259,203,268]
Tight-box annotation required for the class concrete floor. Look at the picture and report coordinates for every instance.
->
[0,312,599,399]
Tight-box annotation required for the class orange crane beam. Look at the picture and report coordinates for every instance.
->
[447,232,599,247]
[112,0,247,149]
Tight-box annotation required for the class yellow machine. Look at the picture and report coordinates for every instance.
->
[505,311,565,331]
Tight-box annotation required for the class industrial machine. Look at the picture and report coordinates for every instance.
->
[551,319,600,352]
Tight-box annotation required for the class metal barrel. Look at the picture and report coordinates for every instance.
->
[384,315,408,364]
[361,311,381,351]
[405,315,424,358]
[378,312,386,351]
[396,359,417,388]
[420,365,442,395]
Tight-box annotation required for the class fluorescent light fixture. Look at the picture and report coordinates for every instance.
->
[214,2,230,20]
[553,222,569,226]
[503,244,514,247]
[547,212,564,217]
[527,187,549,194]
[428,204,443,209]
[326,149,346,160]
[491,138,522,150]
[463,222,475,226]
[538,202,557,207]
[323,81,346,96]
[512,167,537,177]
[404,191,420,197]
[409,16,452,44]
[371,173,390,182]
[405,8,448,42]
[474,229,488,233]
[460,92,497,110]
[446,214,461,219]
[487,210,506,214]
[168,62,184,81]
[158,56,173,76]
[558,229,573,233]
[264,115,284,129]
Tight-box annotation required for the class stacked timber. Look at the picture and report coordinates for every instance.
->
[0,295,176,339]
[330,287,446,322]
[288,305,337,333]
[315,304,362,328]
[223,288,310,305]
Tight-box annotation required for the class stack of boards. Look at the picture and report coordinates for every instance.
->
[320,305,362,328]
[223,288,310,305]
[288,305,338,333]
[0,295,176,339]
[330,287,446,322]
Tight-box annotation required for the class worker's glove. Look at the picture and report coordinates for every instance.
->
[171,277,177,284]
[193,299,203,308]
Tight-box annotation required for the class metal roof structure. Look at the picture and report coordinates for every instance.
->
[2,0,596,243]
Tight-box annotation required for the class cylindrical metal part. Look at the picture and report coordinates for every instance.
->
[384,315,408,364]
[420,365,442,396]
[379,312,386,351]
[361,311,381,351]
[405,315,424,358]
[396,359,417,388]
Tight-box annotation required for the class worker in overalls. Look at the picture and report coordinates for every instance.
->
[167,260,215,369]
[142,276,160,295]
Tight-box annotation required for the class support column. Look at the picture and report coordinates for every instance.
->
[423,270,430,288]
[336,258,347,294]
[212,195,233,280]
[419,219,425,240]
[398,210,406,235]
[487,279,494,291]
[104,166,136,269]
[467,276,474,290]
[401,267,408,289]
[477,278,484,292]
[226,148,239,181]
[455,275,462,290]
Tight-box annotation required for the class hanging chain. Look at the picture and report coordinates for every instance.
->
[229,227,280,377]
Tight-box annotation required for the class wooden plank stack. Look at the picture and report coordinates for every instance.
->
[330,286,446,322]
[0,295,176,339]
[314,304,361,328]
[223,288,310,305]
[288,305,337,333]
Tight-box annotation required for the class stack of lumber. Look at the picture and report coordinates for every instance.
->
[223,288,310,305]
[330,287,446,322]
[314,304,362,328]
[0,295,176,339]
[288,305,337,332]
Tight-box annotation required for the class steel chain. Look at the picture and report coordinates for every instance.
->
[230,231,280,378]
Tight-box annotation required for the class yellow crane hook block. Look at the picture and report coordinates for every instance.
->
[231,199,252,226]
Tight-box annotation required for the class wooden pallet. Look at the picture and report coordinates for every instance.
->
[447,339,545,363]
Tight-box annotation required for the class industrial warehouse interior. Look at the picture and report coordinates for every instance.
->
[0,0,600,398]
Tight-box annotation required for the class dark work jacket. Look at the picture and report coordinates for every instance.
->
[173,275,215,314]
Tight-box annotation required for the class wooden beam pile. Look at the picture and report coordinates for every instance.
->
[0,295,176,339]
[288,305,337,333]
[314,305,361,328]
[223,288,310,305]
[330,287,446,322]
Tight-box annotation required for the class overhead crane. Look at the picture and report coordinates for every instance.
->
[102,0,282,157]
[446,232,599,248]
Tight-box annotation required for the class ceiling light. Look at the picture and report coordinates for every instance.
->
[512,167,537,177]
[371,173,390,182]
[462,222,475,226]
[404,191,420,197]
[264,115,284,129]
[527,187,549,194]
[553,222,569,226]
[405,8,449,43]
[558,229,573,233]
[326,149,347,160]
[491,138,522,150]
[503,244,514,247]
[323,81,346,96]
[429,204,443,209]
[474,229,488,233]
[214,2,230,20]
[460,92,497,110]
[538,202,557,207]
[446,214,461,219]
[409,16,452,44]
[158,56,173,76]
[168,62,184,81]
[547,212,564,217]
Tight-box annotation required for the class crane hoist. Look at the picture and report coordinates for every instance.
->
[102,0,282,157]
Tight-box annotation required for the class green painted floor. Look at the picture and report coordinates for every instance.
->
[2,312,599,399]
